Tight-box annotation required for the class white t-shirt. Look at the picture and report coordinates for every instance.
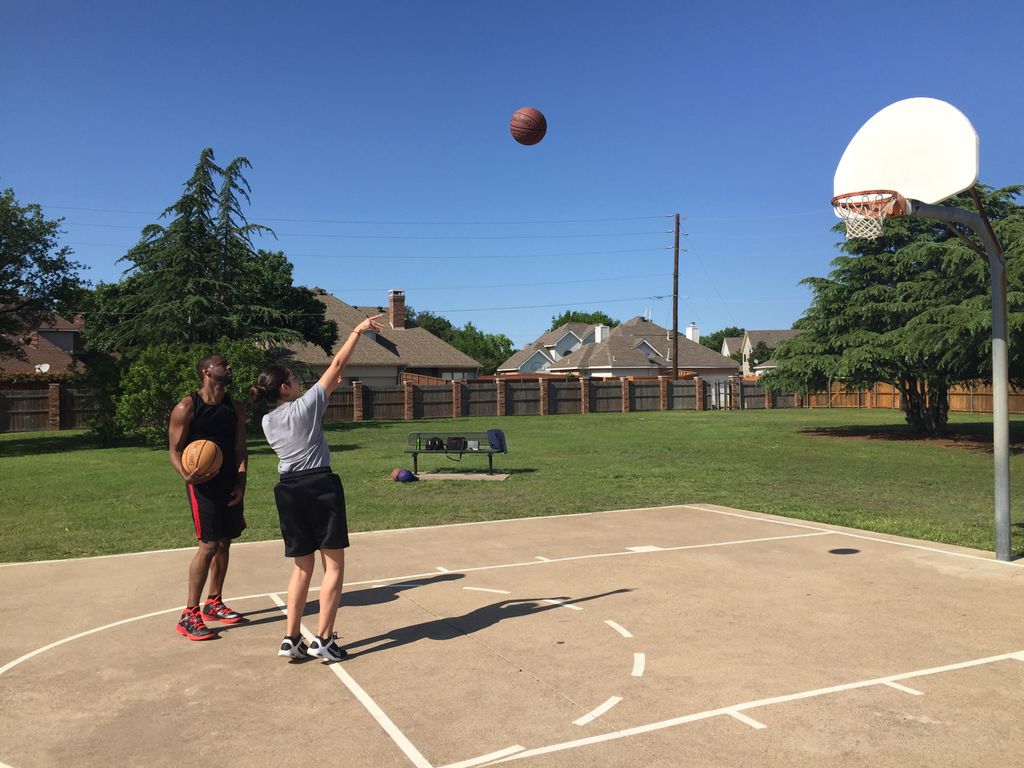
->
[261,383,331,474]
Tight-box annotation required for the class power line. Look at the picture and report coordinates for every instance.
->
[67,295,667,319]
[63,221,671,240]
[341,273,671,292]
[66,242,672,260]
[45,204,673,225]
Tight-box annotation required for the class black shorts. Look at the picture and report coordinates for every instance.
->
[273,467,350,558]
[186,482,246,542]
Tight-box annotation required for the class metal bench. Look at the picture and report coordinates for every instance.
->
[404,430,507,475]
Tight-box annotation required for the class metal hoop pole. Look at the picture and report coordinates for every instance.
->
[907,200,1011,561]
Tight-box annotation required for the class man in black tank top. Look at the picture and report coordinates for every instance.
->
[168,354,248,640]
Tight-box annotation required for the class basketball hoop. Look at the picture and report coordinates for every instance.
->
[831,190,908,240]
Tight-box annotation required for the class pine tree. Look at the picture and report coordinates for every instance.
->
[766,185,1023,436]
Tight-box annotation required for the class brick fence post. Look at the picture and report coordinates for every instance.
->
[694,376,704,411]
[452,380,462,418]
[353,381,364,422]
[496,378,507,417]
[730,376,741,410]
[658,376,669,411]
[764,381,773,410]
[620,377,630,413]
[48,383,61,430]
[539,378,549,416]
[580,376,590,415]
[403,381,415,420]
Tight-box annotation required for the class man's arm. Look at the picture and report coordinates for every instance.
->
[228,401,248,506]
[317,314,384,398]
[168,397,214,485]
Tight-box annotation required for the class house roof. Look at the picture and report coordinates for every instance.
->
[496,322,593,372]
[745,329,801,348]
[549,316,739,373]
[722,336,744,353]
[0,313,83,374]
[0,332,80,374]
[286,293,481,370]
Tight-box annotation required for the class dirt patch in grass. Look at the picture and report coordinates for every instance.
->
[803,422,1024,455]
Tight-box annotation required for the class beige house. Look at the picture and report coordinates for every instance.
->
[739,329,801,376]
[720,336,744,359]
[285,289,481,386]
[499,317,739,383]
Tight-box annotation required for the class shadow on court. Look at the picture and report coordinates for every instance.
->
[343,588,632,658]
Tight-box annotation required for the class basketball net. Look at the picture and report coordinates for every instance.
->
[831,190,907,240]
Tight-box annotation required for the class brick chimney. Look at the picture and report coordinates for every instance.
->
[388,289,406,329]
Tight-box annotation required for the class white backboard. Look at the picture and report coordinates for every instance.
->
[834,97,979,206]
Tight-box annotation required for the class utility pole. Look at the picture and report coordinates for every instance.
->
[672,213,680,380]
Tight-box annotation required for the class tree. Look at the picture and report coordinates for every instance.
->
[85,149,335,356]
[700,326,745,354]
[408,309,455,343]
[747,340,773,368]
[408,308,513,375]
[0,187,87,362]
[115,338,268,445]
[449,321,515,375]
[547,310,619,332]
[764,184,1024,436]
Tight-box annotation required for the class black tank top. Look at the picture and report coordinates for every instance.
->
[187,392,238,486]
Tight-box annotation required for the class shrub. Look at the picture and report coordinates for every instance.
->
[115,340,269,445]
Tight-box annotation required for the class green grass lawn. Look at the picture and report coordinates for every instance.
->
[1,409,1021,562]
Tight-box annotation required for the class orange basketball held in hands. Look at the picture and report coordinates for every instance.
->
[509,106,547,145]
[182,439,223,477]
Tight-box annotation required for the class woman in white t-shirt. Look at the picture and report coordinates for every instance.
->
[250,314,383,661]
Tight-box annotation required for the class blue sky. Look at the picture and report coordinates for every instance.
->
[3,1,1021,349]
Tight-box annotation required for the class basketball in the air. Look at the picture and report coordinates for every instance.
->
[509,106,546,146]
[183,439,223,477]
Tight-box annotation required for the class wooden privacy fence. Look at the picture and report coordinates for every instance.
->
[804,381,1024,413]
[0,383,95,433]
[3,377,1022,433]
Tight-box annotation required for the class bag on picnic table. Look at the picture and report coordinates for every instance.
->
[425,437,444,451]
[486,429,507,453]
[445,436,467,452]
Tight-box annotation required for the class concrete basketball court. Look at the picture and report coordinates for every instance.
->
[2,503,1022,767]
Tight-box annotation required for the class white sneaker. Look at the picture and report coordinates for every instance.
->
[278,635,309,659]
[308,632,347,661]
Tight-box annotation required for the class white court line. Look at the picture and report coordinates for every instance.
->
[464,587,511,595]
[631,653,646,677]
[728,710,766,729]
[2,505,694,568]
[340,531,833,591]
[542,599,583,611]
[482,650,1024,764]
[269,594,434,768]
[10,501,1020,569]
[436,567,450,573]
[573,695,622,726]
[626,545,662,553]
[885,681,923,696]
[0,605,191,676]
[439,745,524,768]
[0,532,828,678]
[534,556,551,562]
[683,504,1024,568]
[605,620,633,638]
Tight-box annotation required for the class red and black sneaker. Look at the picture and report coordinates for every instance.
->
[176,606,216,640]
[202,595,245,624]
